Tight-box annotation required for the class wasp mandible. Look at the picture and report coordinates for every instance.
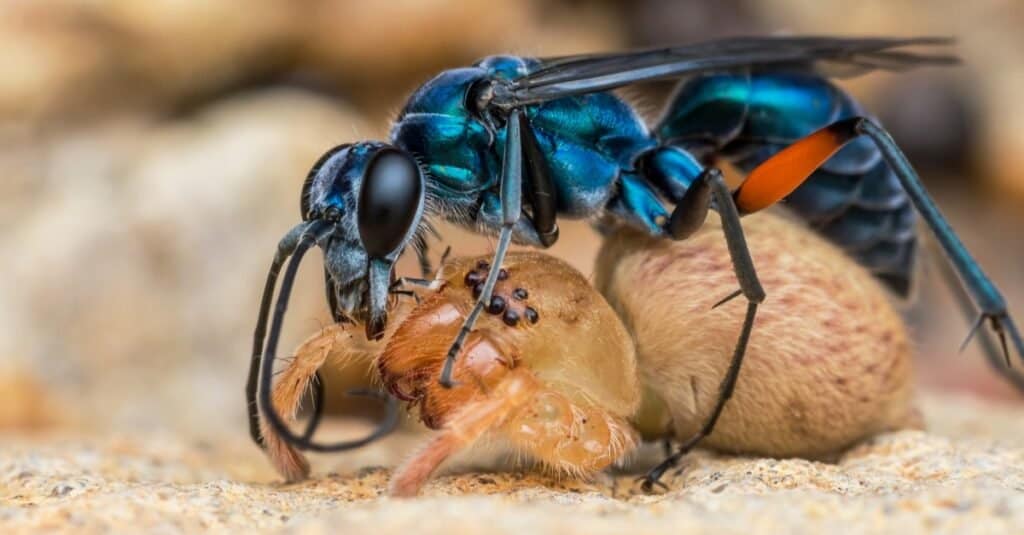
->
[246,36,1023,487]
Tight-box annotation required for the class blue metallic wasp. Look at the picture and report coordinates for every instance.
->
[246,36,1024,489]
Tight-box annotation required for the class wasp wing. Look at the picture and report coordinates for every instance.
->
[498,36,957,107]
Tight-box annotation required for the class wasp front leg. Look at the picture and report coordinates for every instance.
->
[474,192,547,247]
[439,109,530,388]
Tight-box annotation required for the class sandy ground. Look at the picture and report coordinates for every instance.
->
[2,392,1023,534]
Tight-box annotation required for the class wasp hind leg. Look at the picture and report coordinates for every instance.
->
[636,167,765,491]
[855,119,1023,367]
[734,116,1024,373]
[605,172,671,235]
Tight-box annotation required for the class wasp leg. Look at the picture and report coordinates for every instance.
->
[247,221,317,447]
[439,108,528,388]
[257,223,400,453]
[415,237,433,278]
[305,265,363,442]
[855,118,1023,366]
[734,117,1023,371]
[932,244,1024,390]
[520,108,559,247]
[391,277,434,290]
[476,192,546,245]
[642,168,765,491]
[606,173,672,235]
[641,304,758,491]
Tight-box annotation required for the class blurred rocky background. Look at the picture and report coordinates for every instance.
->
[1,0,1023,446]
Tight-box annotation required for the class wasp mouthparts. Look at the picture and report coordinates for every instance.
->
[366,316,387,341]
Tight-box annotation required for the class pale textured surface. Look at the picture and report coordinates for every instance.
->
[2,393,1024,534]
[598,214,917,457]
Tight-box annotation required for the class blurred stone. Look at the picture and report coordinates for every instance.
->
[624,0,763,46]
[98,1,297,97]
[0,1,624,128]
[300,0,624,114]
[0,1,297,126]
[876,74,980,176]
[0,4,108,125]
[0,366,62,431]
[0,88,375,435]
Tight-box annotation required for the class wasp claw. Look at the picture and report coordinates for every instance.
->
[988,315,1012,368]
[961,311,1023,369]
[636,454,683,493]
[635,474,670,493]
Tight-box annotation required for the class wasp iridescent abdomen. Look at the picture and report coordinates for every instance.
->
[659,73,917,294]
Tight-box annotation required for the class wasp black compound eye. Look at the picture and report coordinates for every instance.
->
[358,149,423,258]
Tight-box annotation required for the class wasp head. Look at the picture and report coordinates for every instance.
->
[247,141,420,456]
[300,141,426,340]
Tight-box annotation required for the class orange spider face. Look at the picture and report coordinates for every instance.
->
[377,255,605,431]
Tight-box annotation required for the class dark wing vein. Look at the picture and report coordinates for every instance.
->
[498,36,957,107]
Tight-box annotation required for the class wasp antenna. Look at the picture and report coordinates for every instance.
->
[247,220,319,447]
[257,221,399,452]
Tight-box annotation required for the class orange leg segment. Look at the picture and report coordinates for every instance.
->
[259,323,358,482]
[389,368,541,497]
[733,117,861,214]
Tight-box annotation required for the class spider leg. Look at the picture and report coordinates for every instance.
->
[259,326,342,481]
[390,368,539,497]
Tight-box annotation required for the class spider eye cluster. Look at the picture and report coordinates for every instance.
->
[357,149,423,258]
